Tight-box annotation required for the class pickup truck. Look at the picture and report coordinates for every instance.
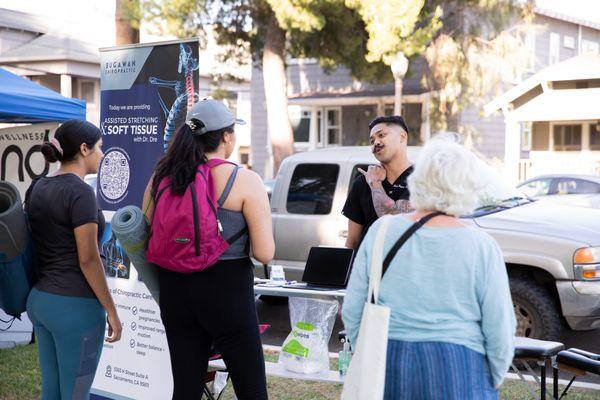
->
[265,146,600,341]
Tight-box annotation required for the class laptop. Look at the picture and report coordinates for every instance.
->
[285,246,355,291]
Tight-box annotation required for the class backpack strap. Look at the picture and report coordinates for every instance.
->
[205,158,236,169]
[217,166,241,207]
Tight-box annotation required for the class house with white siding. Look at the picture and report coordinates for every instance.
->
[485,54,600,182]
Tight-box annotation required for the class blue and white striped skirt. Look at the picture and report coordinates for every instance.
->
[384,340,498,400]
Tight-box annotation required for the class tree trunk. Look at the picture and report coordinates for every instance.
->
[262,11,294,176]
[115,0,140,45]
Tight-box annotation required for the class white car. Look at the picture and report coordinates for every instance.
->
[518,174,600,209]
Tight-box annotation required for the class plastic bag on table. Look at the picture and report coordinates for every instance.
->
[278,297,339,374]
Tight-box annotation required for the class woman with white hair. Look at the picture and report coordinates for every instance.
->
[342,135,516,399]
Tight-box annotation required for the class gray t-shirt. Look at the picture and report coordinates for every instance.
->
[27,174,105,298]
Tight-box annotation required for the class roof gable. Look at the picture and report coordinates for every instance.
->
[0,33,99,64]
[485,53,600,116]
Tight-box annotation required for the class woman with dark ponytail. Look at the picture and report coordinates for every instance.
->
[26,119,122,400]
[143,100,274,399]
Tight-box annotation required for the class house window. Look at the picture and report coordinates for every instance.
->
[286,163,339,215]
[524,29,536,72]
[590,123,600,151]
[553,124,582,151]
[531,122,550,151]
[521,122,532,151]
[582,40,599,55]
[238,146,250,166]
[549,33,560,65]
[403,103,423,146]
[381,103,423,146]
[289,106,311,144]
[78,80,97,107]
[384,104,394,116]
[563,35,575,49]
[325,108,341,145]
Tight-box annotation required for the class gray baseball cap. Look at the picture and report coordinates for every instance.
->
[185,99,246,135]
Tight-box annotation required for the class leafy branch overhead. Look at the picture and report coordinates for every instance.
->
[421,0,534,134]
[140,0,532,168]
[345,0,442,63]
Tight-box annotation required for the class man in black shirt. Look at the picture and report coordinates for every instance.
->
[342,115,414,249]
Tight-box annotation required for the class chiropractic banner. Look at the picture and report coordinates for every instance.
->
[92,39,200,400]
[97,39,200,211]
[0,123,58,199]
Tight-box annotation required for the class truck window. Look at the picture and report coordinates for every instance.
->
[286,164,339,215]
[350,164,370,184]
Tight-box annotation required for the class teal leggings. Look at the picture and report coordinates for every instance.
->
[27,288,105,400]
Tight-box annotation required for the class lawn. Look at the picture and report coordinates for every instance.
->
[1,344,599,399]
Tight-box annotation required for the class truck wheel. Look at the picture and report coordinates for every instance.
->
[509,277,562,341]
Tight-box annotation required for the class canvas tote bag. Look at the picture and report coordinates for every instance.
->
[341,215,391,400]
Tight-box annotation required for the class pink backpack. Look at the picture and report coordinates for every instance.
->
[147,159,237,273]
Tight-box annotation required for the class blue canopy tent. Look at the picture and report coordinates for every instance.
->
[0,67,86,123]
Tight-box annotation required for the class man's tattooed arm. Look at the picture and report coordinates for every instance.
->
[369,181,413,217]
[358,164,413,216]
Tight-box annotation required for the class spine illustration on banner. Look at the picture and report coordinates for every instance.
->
[101,229,130,279]
[149,43,199,152]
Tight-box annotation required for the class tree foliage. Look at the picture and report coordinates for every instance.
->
[143,0,439,81]
[142,0,207,40]
[421,0,534,137]
[345,0,442,64]
[141,0,533,162]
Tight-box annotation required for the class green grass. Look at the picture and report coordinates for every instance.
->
[0,343,41,400]
[2,344,599,400]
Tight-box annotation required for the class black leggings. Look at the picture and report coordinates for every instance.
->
[159,258,267,400]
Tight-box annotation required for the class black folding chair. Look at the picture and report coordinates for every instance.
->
[554,348,600,399]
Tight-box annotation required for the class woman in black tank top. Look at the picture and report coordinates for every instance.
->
[143,100,274,400]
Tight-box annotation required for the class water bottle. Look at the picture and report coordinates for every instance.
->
[338,338,351,375]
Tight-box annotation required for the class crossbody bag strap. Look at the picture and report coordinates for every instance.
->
[368,215,392,305]
[23,177,42,212]
[380,211,446,278]
[23,177,42,231]
[226,226,248,245]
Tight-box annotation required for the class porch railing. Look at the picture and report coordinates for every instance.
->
[517,158,600,182]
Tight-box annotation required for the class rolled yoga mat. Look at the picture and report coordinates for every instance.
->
[0,181,28,261]
[111,205,160,302]
[0,181,36,317]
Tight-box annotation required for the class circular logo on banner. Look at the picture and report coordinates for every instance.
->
[99,147,130,204]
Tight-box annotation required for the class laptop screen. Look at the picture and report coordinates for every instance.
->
[302,247,355,287]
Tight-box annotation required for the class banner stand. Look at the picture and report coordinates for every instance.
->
[91,39,200,400]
